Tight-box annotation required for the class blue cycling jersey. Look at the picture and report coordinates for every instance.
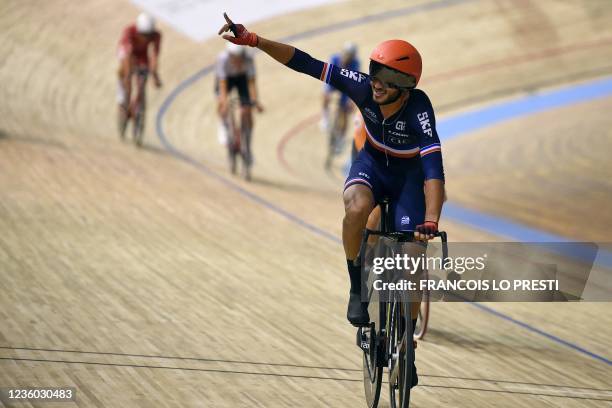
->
[324,53,360,99]
[287,48,444,181]
[331,53,360,71]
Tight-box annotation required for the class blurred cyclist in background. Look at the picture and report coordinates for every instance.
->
[320,42,360,132]
[117,12,162,136]
[215,42,263,177]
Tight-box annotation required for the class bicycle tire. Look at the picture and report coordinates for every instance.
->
[388,297,413,408]
[362,304,383,407]
[240,121,252,181]
[132,71,147,147]
[133,109,145,147]
[118,107,128,141]
[225,106,239,175]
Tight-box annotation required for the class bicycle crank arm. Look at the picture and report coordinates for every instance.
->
[356,324,375,352]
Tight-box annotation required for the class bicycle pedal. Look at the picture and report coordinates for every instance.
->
[356,324,374,352]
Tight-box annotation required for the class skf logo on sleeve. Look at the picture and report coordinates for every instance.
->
[417,112,433,137]
[340,69,366,83]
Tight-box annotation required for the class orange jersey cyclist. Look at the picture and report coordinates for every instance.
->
[218,14,445,386]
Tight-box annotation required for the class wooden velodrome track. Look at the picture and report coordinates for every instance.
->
[1,0,611,406]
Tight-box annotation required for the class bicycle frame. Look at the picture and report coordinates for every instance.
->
[357,198,448,408]
[223,98,254,179]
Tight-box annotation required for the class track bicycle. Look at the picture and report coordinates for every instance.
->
[118,66,149,147]
[222,98,255,180]
[324,100,349,170]
[355,197,447,408]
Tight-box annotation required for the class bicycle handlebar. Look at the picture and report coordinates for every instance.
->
[356,229,449,267]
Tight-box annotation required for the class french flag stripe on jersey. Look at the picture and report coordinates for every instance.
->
[320,63,330,82]
[420,143,441,157]
[325,64,333,83]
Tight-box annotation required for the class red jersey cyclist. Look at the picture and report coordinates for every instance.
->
[218,13,445,387]
[116,13,162,136]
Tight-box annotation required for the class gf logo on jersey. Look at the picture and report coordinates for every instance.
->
[417,112,433,137]
[340,69,366,83]
[395,121,406,131]
[401,215,411,226]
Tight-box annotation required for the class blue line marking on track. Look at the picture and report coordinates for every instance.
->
[444,203,612,269]
[470,303,612,366]
[438,77,612,142]
[155,0,611,366]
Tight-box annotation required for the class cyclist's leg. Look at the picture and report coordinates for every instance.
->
[236,75,253,165]
[133,65,149,114]
[343,152,382,259]
[224,78,239,149]
[117,49,132,117]
[343,149,383,325]
[320,85,333,131]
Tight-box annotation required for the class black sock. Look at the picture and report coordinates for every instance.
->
[347,259,361,294]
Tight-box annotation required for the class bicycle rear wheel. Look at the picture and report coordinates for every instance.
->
[240,122,252,181]
[361,301,383,407]
[132,69,148,147]
[118,107,128,141]
[388,299,413,408]
[133,108,145,147]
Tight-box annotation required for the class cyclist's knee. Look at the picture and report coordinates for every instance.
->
[240,105,252,117]
[343,186,374,222]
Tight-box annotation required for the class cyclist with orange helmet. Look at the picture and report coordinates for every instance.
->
[219,14,445,387]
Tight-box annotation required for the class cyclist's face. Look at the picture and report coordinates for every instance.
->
[340,51,354,66]
[370,77,401,104]
[229,54,244,66]
[135,33,154,45]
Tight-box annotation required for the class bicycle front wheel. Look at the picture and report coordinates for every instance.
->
[388,299,413,408]
[362,298,383,407]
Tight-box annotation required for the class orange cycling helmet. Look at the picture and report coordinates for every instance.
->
[369,39,422,88]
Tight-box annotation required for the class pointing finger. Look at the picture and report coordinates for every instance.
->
[217,23,229,35]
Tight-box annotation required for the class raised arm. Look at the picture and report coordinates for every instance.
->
[218,13,370,106]
[218,13,294,63]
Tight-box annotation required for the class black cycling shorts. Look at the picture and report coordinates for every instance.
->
[215,75,251,106]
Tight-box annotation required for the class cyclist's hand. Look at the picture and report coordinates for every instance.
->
[254,100,264,113]
[218,12,258,47]
[415,221,438,241]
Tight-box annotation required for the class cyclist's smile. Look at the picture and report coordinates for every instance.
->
[371,78,400,104]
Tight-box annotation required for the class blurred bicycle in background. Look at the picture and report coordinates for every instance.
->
[221,98,260,180]
[321,42,360,170]
[215,43,263,180]
[116,13,162,146]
